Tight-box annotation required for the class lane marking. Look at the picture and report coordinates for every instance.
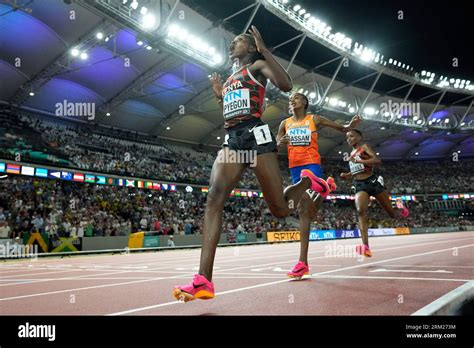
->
[2,236,472,308]
[106,242,474,316]
[370,268,453,274]
[312,244,474,277]
[2,232,469,270]
[2,237,472,299]
[383,265,474,268]
[313,274,470,282]
[0,269,148,288]
[107,278,294,316]
[0,269,93,279]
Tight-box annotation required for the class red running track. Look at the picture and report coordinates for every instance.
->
[0,231,473,315]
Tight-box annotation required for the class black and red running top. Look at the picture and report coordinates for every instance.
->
[349,145,374,175]
[221,64,266,129]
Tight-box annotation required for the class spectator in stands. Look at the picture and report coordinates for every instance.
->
[185,221,193,235]
[139,216,148,231]
[31,214,44,233]
[0,220,11,239]
[153,219,161,232]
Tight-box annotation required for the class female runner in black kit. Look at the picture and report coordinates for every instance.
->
[173,26,331,302]
[340,129,409,257]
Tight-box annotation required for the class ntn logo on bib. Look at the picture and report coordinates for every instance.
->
[288,127,311,146]
[223,89,251,119]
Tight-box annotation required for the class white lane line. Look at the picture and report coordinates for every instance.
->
[0,237,472,287]
[0,248,309,298]
[370,269,453,274]
[0,277,154,281]
[0,275,178,301]
[89,232,452,267]
[313,274,470,282]
[0,271,150,288]
[107,278,294,316]
[2,275,286,282]
[0,249,305,273]
[106,242,474,316]
[2,233,471,274]
[0,240,381,272]
[313,244,474,277]
[383,265,474,268]
[0,269,93,279]
[2,238,472,303]
[217,236,474,274]
[2,232,468,270]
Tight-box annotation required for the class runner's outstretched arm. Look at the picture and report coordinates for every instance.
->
[248,26,293,91]
[314,114,362,132]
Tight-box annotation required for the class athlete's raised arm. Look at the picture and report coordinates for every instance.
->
[314,114,363,132]
[248,26,292,92]
[210,72,224,110]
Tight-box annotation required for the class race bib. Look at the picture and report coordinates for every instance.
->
[377,175,384,186]
[252,124,272,145]
[223,134,229,145]
[223,89,251,119]
[287,126,311,146]
[349,158,365,175]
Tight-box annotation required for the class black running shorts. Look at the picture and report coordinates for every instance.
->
[352,174,386,196]
[222,118,277,157]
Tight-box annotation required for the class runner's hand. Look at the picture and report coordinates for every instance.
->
[348,115,363,129]
[340,172,352,180]
[277,135,290,146]
[210,73,223,100]
[248,25,268,54]
[349,157,360,164]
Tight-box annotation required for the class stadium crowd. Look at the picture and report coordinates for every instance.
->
[0,177,468,240]
[0,114,472,194]
[0,113,472,241]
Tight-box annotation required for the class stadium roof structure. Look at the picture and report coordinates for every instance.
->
[0,0,473,160]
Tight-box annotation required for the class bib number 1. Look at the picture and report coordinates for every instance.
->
[223,134,229,145]
[377,175,384,186]
[253,124,272,145]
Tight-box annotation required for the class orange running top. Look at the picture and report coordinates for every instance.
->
[284,114,321,168]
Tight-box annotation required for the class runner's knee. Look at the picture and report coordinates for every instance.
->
[206,185,228,209]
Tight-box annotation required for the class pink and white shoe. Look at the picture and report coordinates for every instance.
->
[300,169,330,198]
[326,176,337,192]
[172,274,215,302]
[287,261,310,280]
[356,244,372,257]
[396,198,410,218]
